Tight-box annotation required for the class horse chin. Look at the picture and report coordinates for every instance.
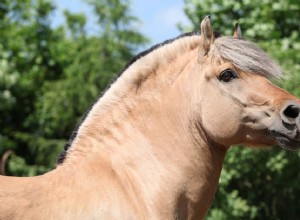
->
[269,131,300,151]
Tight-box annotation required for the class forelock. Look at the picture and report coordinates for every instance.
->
[211,36,282,79]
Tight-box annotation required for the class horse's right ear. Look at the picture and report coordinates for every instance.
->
[200,16,214,55]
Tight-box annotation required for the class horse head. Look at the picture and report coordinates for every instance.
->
[194,16,300,150]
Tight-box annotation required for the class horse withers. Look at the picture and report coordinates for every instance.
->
[0,16,299,220]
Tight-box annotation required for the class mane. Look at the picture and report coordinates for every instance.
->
[211,36,282,79]
[56,32,282,165]
[56,31,201,164]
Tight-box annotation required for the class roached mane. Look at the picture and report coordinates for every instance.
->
[57,31,282,164]
[57,31,200,164]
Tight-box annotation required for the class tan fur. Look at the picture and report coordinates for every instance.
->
[1,18,299,220]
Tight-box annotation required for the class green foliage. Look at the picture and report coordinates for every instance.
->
[210,148,300,219]
[0,0,147,176]
[182,0,300,219]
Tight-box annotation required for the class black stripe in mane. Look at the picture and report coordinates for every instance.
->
[56,31,205,165]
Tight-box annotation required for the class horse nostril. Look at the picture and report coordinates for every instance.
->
[283,105,300,119]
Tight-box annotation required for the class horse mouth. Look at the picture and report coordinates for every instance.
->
[269,130,300,151]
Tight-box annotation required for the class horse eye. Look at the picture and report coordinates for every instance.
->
[219,69,238,82]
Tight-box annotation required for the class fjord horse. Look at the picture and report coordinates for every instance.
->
[0,17,299,220]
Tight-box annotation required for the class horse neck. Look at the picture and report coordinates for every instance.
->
[60,42,227,218]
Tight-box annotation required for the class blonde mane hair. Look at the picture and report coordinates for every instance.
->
[212,36,282,79]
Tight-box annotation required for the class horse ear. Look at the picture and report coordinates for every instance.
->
[200,15,214,55]
[233,23,242,38]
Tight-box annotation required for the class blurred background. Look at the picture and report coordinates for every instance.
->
[0,0,299,219]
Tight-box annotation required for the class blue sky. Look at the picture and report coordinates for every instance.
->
[52,0,191,47]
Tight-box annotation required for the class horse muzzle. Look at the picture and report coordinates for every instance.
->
[270,100,300,150]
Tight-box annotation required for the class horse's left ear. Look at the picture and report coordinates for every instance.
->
[233,23,242,38]
[200,16,214,55]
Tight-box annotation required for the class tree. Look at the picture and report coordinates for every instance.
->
[0,0,148,176]
[0,0,65,176]
[182,0,300,219]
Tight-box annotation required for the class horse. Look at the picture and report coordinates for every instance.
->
[0,16,299,220]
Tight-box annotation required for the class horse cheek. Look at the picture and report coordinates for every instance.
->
[201,94,242,146]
